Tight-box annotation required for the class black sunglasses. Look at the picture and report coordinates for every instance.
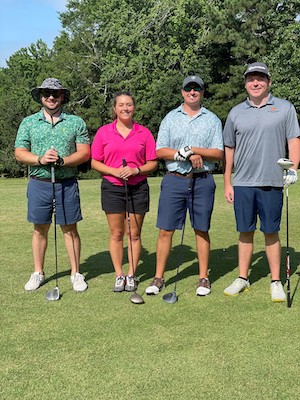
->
[183,86,203,92]
[40,90,62,98]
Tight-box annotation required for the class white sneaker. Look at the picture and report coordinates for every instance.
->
[224,278,250,296]
[196,278,211,296]
[71,273,88,292]
[24,272,45,291]
[145,277,165,295]
[270,281,286,303]
[113,275,125,292]
[125,275,138,292]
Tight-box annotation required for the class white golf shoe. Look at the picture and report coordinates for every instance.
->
[24,272,45,291]
[270,281,286,303]
[71,273,88,292]
[224,278,250,296]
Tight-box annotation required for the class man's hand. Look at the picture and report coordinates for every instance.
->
[174,146,194,161]
[284,169,298,186]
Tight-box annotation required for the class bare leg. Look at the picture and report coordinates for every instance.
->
[126,213,145,275]
[106,213,125,276]
[155,229,175,278]
[195,230,210,279]
[238,231,255,279]
[60,223,81,275]
[32,223,51,273]
[264,232,281,280]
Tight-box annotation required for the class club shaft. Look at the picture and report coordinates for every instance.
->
[285,183,291,308]
[122,159,136,277]
[173,176,193,294]
[51,166,59,288]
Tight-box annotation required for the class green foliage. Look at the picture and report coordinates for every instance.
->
[1,177,300,399]
[0,0,299,175]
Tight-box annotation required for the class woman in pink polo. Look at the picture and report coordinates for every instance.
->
[91,91,158,292]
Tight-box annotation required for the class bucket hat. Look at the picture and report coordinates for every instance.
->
[31,78,70,104]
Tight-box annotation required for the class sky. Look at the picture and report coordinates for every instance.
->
[0,0,67,67]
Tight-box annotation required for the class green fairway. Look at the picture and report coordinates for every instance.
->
[1,176,300,400]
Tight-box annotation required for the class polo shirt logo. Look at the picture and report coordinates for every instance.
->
[268,107,279,112]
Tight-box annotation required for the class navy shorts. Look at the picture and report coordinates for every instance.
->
[27,177,82,225]
[156,173,216,231]
[101,178,150,214]
[234,186,283,233]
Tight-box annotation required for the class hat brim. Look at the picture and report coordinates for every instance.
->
[31,88,70,104]
[244,70,270,79]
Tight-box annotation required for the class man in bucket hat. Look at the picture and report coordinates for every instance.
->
[15,78,90,293]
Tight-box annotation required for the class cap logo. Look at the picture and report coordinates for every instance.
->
[248,66,266,71]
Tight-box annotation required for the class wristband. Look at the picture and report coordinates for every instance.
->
[54,156,65,167]
[38,156,43,165]
[137,167,142,175]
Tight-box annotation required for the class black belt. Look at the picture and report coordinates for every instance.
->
[168,171,211,179]
[30,176,75,183]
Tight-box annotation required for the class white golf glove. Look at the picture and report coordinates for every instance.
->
[174,146,194,161]
[284,169,298,186]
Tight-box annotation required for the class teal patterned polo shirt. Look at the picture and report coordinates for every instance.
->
[15,109,90,179]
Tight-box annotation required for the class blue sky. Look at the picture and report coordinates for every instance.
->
[0,0,67,67]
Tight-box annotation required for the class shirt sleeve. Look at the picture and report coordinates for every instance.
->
[144,128,157,161]
[223,111,236,148]
[156,115,171,150]
[286,103,300,140]
[15,118,31,149]
[210,116,224,150]
[91,127,104,161]
[75,118,90,144]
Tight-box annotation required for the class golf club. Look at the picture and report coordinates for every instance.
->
[122,159,144,304]
[277,158,294,308]
[162,174,193,304]
[45,164,60,301]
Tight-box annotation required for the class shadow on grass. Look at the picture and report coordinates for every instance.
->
[44,243,300,304]
[148,244,300,299]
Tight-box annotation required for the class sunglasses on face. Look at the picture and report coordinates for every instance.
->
[40,90,62,98]
[183,86,203,92]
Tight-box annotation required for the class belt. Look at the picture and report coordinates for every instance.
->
[30,176,75,183]
[168,171,211,179]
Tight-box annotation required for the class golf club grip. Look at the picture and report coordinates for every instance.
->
[122,158,127,167]
[51,165,55,183]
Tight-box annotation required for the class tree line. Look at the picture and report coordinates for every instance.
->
[0,0,299,176]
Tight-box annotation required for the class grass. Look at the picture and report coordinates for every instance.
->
[1,176,300,399]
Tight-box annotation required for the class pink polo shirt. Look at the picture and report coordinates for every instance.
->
[91,120,157,186]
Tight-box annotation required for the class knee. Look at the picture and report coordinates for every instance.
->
[127,229,140,242]
[33,224,50,238]
[61,224,79,239]
[158,229,174,241]
[110,229,124,242]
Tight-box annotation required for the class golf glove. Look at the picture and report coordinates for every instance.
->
[284,169,298,186]
[174,146,194,161]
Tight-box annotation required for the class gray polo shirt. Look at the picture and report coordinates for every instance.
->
[223,95,300,186]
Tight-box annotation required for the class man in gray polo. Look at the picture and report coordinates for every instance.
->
[223,62,300,302]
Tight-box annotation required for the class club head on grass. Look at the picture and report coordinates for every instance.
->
[130,293,145,304]
[162,291,178,304]
[45,287,60,301]
[277,158,294,170]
